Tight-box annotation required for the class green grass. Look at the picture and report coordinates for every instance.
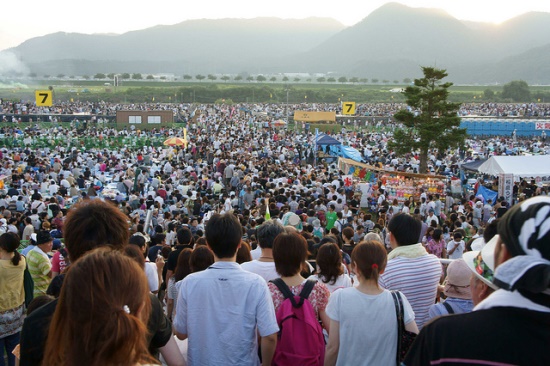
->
[2,79,550,104]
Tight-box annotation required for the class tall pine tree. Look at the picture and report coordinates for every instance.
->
[390,67,467,174]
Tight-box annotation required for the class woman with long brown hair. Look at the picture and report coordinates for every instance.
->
[43,248,157,366]
[0,232,26,366]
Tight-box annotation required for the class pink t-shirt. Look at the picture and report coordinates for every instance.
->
[51,251,68,274]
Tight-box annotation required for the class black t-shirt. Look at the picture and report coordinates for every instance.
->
[20,294,171,366]
[404,307,550,366]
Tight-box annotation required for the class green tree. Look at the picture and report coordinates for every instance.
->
[282,76,289,82]
[246,76,254,82]
[160,76,166,80]
[270,76,277,82]
[146,75,154,80]
[29,72,37,78]
[121,73,130,79]
[293,77,301,82]
[221,75,230,83]
[195,74,205,82]
[256,75,266,82]
[382,79,389,84]
[327,77,336,83]
[82,75,89,80]
[317,77,326,83]
[234,75,243,81]
[207,74,217,82]
[350,77,359,84]
[338,76,348,83]
[483,89,495,100]
[359,78,368,83]
[183,74,192,80]
[393,80,399,84]
[501,80,531,102]
[43,75,50,78]
[57,73,65,78]
[390,67,467,174]
[94,73,106,79]
[131,73,142,80]
[371,78,379,83]
[403,78,412,84]
[107,73,115,79]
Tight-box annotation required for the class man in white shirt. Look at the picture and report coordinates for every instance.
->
[241,220,284,282]
[174,213,278,366]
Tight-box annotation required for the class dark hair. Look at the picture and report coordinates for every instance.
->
[43,248,153,366]
[453,232,463,240]
[63,200,130,262]
[483,219,499,243]
[123,245,145,266]
[26,295,54,315]
[387,213,421,246]
[352,240,387,285]
[173,248,193,282]
[176,227,193,246]
[0,232,21,266]
[342,227,354,240]
[273,232,308,277]
[256,220,285,249]
[205,213,242,259]
[316,243,343,285]
[128,234,146,249]
[236,241,252,264]
[190,246,215,272]
[433,229,443,241]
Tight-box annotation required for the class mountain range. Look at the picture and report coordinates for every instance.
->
[2,2,550,84]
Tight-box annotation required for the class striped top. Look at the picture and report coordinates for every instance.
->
[379,254,442,329]
[27,247,52,297]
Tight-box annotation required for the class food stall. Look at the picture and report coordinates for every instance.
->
[338,158,448,203]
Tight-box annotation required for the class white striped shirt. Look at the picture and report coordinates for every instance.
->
[379,254,442,329]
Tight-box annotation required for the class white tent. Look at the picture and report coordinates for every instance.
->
[477,156,550,179]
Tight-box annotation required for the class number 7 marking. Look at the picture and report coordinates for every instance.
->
[345,103,352,112]
[39,93,48,103]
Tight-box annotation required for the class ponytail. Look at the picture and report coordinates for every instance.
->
[12,250,21,266]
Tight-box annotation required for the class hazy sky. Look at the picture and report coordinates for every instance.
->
[1,0,549,51]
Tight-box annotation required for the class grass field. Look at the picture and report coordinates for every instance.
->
[1,79,550,104]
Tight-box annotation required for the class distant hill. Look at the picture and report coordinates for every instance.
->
[2,3,550,83]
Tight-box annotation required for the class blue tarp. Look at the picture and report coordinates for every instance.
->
[476,185,498,205]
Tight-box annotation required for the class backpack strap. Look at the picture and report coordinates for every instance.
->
[270,278,298,307]
[299,280,317,303]
[442,301,454,314]
[270,278,317,308]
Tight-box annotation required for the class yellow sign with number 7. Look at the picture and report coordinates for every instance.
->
[35,90,53,106]
[342,102,355,115]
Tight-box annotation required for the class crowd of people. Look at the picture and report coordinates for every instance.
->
[0,101,549,366]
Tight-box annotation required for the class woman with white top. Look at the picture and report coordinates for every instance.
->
[324,240,419,366]
[308,242,352,293]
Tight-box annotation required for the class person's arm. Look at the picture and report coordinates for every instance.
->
[319,309,330,334]
[324,319,340,366]
[405,319,419,334]
[158,336,186,366]
[260,333,277,366]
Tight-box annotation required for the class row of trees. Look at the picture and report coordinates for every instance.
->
[30,72,412,84]
[183,74,412,84]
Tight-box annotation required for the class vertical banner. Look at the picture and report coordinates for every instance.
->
[498,173,514,206]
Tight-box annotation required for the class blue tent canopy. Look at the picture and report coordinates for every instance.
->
[316,134,341,145]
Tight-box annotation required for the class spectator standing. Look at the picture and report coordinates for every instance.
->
[174,213,278,366]
[324,240,418,366]
[379,214,442,329]
[404,196,550,365]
